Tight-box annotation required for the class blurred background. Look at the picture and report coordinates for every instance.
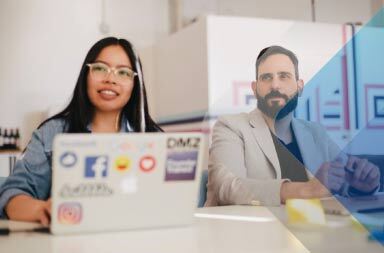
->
[0,0,383,153]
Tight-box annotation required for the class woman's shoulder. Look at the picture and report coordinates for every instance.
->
[38,118,67,134]
[34,118,68,146]
[23,118,67,154]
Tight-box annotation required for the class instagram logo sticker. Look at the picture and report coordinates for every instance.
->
[58,202,82,225]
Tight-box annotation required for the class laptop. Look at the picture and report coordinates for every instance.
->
[321,193,384,216]
[50,133,205,234]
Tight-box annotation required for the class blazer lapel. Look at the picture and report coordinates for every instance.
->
[248,109,281,178]
[291,119,322,174]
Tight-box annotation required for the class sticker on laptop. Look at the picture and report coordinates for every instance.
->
[59,183,114,198]
[111,142,135,153]
[138,142,156,153]
[165,151,198,181]
[114,155,131,173]
[58,202,82,225]
[120,176,138,194]
[59,152,77,168]
[85,155,108,179]
[139,155,156,173]
[164,137,200,181]
[167,137,201,150]
[111,141,155,153]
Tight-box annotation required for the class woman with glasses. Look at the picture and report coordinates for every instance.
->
[0,37,162,225]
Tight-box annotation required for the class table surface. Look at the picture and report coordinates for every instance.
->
[1,205,383,253]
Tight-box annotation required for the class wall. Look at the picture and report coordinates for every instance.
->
[181,0,374,25]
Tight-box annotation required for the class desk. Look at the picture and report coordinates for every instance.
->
[267,206,384,253]
[1,206,383,253]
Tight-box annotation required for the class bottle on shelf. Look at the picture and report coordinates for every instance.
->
[10,129,15,150]
[0,127,21,151]
[0,127,3,150]
[3,129,9,150]
[15,128,20,150]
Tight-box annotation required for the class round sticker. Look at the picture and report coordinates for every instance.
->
[114,155,131,172]
[60,152,77,168]
[139,156,156,173]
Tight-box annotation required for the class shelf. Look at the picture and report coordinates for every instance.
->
[0,149,21,155]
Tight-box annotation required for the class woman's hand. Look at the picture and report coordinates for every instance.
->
[5,195,51,226]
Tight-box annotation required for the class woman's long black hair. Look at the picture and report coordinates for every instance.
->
[40,37,162,132]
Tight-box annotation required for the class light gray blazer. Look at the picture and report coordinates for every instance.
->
[205,109,341,206]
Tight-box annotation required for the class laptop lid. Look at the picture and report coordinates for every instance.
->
[51,132,205,234]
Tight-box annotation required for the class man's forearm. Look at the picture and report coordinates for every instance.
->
[280,179,330,204]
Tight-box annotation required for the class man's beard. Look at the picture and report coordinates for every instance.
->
[256,90,299,120]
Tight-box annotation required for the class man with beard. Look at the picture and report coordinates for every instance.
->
[205,46,380,206]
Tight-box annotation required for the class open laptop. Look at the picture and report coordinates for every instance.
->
[50,133,205,234]
[321,193,384,216]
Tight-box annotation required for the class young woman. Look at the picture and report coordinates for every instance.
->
[0,37,161,225]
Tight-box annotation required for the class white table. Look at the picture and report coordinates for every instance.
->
[267,206,384,253]
[0,206,383,253]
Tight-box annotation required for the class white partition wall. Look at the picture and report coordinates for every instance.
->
[149,19,210,127]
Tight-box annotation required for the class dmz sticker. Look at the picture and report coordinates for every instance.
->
[167,137,201,150]
[58,202,82,225]
[165,151,198,181]
[85,156,108,179]
[59,152,77,168]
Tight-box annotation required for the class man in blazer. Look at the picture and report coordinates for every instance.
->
[206,46,380,206]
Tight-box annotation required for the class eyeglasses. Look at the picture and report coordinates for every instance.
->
[87,62,137,83]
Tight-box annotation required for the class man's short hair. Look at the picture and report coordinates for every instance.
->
[255,46,299,80]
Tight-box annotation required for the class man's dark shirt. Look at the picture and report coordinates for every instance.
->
[270,126,309,182]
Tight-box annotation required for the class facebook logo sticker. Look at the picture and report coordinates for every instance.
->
[85,156,108,178]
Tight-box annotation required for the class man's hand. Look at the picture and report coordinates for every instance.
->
[280,161,347,202]
[280,157,381,203]
[345,156,380,193]
[315,161,347,193]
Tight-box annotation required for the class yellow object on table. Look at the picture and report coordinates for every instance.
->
[286,199,326,225]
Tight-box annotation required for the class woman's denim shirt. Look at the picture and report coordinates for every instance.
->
[0,118,131,218]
